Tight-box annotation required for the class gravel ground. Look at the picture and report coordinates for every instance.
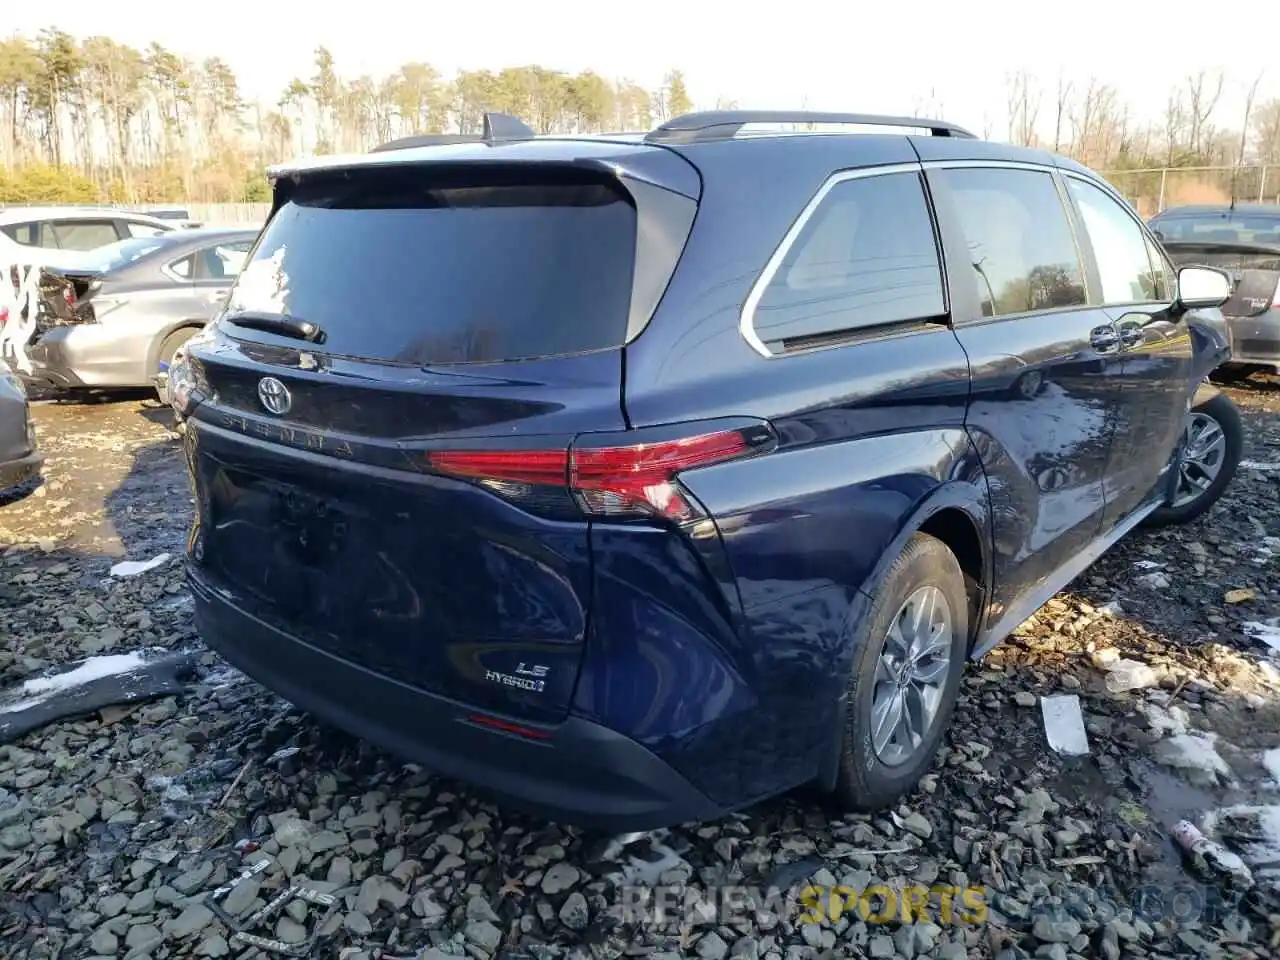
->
[4,383,1280,960]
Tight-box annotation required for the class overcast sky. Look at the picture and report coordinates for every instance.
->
[11,0,1275,138]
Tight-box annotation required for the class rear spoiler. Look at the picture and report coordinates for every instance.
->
[1157,239,1280,258]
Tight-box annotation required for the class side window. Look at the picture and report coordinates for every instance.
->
[50,219,121,251]
[751,172,945,348]
[1066,178,1166,304]
[936,167,1086,317]
[123,220,168,239]
[195,241,252,280]
[1,223,39,246]
[168,254,195,280]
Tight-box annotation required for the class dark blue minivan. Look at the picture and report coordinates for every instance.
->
[174,111,1242,830]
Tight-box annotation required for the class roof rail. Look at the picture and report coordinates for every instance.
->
[371,112,536,153]
[644,110,977,144]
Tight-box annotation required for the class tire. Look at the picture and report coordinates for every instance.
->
[831,532,969,812]
[1146,389,1243,527]
[1208,365,1255,385]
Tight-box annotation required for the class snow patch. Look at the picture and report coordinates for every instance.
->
[1263,748,1280,788]
[1244,619,1280,653]
[1142,702,1191,737]
[1205,805,1280,882]
[0,651,154,714]
[1153,732,1234,784]
[1241,460,1280,472]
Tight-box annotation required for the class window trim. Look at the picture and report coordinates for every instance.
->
[738,161,942,359]
[1059,171,1174,309]
[163,253,196,284]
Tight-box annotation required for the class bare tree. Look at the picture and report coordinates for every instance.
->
[1053,74,1073,153]
[1005,70,1040,147]
[1185,69,1224,157]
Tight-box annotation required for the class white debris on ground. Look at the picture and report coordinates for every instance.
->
[109,552,171,578]
[1040,694,1090,756]
[0,651,152,713]
[1206,805,1280,888]
[1103,657,1160,692]
[1152,732,1236,787]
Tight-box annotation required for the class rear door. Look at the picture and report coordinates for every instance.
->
[1063,175,1194,527]
[190,239,252,318]
[927,162,1123,625]
[185,154,696,723]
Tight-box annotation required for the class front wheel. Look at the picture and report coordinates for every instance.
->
[831,532,969,813]
[1146,389,1243,527]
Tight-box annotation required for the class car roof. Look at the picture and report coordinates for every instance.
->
[1152,204,1280,218]
[0,206,178,227]
[270,109,1080,183]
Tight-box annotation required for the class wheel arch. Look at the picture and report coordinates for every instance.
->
[147,321,205,376]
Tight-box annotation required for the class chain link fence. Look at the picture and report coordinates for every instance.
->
[1100,165,1278,218]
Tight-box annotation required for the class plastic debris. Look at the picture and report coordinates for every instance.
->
[1174,820,1254,888]
[1104,658,1159,693]
[1041,694,1090,756]
[109,552,171,577]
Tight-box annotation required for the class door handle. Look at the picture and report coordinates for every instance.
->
[1118,326,1145,350]
[1090,325,1120,353]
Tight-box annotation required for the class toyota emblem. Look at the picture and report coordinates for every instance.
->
[257,376,291,416]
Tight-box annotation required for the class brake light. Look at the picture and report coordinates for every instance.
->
[62,286,73,307]
[0,305,7,329]
[429,428,764,522]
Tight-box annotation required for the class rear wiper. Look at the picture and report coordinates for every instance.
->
[225,311,326,343]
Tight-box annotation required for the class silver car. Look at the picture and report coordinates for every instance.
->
[0,358,42,494]
[19,227,257,397]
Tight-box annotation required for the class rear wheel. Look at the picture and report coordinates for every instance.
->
[1146,389,1243,527]
[832,532,968,812]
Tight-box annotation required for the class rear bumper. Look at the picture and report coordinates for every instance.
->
[1223,310,1280,369]
[189,569,725,831]
[0,449,44,492]
[22,327,148,389]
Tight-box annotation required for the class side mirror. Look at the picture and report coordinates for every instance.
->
[1174,265,1231,312]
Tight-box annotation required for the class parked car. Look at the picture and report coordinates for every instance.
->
[0,355,42,495]
[174,110,1242,831]
[20,227,257,398]
[0,206,181,258]
[1148,204,1280,382]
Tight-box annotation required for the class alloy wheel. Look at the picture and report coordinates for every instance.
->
[1171,411,1226,508]
[870,585,954,767]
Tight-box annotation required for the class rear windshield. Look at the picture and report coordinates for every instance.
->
[1151,212,1280,245]
[81,236,171,272]
[224,171,638,364]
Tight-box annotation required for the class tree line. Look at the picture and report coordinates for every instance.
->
[0,27,1277,206]
[0,29,696,204]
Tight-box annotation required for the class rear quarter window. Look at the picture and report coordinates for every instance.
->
[224,171,638,365]
[750,172,946,350]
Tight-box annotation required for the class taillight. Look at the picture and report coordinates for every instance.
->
[62,286,74,307]
[0,305,7,329]
[429,426,772,523]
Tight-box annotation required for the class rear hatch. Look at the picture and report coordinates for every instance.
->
[184,145,700,723]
